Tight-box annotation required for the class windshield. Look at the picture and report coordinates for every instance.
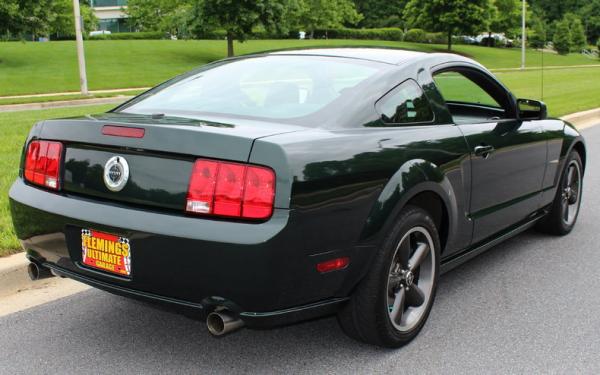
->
[119,55,382,123]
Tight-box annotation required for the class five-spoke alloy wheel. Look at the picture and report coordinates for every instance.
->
[386,227,435,332]
[338,206,440,348]
[537,150,584,235]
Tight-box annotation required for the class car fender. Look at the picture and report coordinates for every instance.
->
[561,121,587,169]
[359,158,459,249]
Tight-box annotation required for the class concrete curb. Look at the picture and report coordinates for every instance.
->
[560,108,600,130]
[0,96,133,113]
[0,253,31,298]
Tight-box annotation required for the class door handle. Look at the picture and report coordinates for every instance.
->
[474,144,495,158]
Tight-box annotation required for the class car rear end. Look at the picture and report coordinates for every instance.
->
[9,113,354,327]
[9,53,390,328]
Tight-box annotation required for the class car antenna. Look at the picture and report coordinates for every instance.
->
[541,37,545,101]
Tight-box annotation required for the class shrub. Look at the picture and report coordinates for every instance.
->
[553,20,572,55]
[88,31,167,40]
[403,28,427,43]
[569,18,587,52]
[311,28,404,41]
[425,32,446,44]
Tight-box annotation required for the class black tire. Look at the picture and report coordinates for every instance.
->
[536,151,583,235]
[337,205,441,348]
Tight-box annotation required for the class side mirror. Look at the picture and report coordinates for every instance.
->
[517,98,547,120]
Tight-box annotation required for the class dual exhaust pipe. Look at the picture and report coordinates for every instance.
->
[27,262,54,281]
[206,310,244,336]
[28,261,244,336]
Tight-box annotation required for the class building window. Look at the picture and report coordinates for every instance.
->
[91,0,128,7]
[98,18,131,33]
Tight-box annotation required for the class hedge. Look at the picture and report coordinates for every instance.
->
[311,28,404,41]
[88,31,167,40]
[77,27,450,44]
[403,28,446,44]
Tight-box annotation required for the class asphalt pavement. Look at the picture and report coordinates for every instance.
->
[1,125,599,374]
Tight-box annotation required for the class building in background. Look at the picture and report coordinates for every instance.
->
[90,0,132,33]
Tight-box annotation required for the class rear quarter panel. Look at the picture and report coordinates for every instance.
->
[249,124,472,271]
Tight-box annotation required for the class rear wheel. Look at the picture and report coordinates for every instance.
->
[337,206,440,347]
[536,151,583,235]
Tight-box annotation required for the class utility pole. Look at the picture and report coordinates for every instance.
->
[521,0,526,70]
[73,0,89,95]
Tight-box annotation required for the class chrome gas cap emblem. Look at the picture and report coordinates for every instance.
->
[103,156,130,192]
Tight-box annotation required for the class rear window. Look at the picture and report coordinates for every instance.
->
[120,56,381,122]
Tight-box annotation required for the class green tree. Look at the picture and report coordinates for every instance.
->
[298,0,362,38]
[490,0,521,38]
[353,0,407,28]
[579,0,600,45]
[568,16,587,52]
[403,0,493,51]
[528,14,547,49]
[49,0,97,38]
[193,0,295,57]
[126,0,191,34]
[553,18,572,55]
[0,0,20,37]
[19,0,54,40]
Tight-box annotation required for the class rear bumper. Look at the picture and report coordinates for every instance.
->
[36,259,347,328]
[9,179,364,326]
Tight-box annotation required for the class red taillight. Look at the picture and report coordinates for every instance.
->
[186,159,275,220]
[24,140,63,190]
[316,257,350,273]
[102,125,145,138]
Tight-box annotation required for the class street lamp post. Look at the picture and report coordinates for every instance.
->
[521,0,526,70]
[72,0,89,95]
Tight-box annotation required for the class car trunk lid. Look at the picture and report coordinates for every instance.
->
[39,112,303,212]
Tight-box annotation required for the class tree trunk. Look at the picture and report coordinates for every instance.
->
[226,31,234,57]
[447,30,452,51]
[488,31,493,47]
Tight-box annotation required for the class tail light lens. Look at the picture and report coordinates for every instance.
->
[24,140,63,190]
[186,159,275,220]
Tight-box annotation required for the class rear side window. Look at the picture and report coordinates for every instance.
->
[377,80,434,125]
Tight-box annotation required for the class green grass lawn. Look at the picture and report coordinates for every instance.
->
[0,90,143,106]
[495,67,600,116]
[1,39,599,96]
[0,104,114,256]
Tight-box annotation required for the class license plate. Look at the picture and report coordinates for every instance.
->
[81,229,131,276]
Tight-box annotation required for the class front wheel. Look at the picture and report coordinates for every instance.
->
[536,151,583,235]
[337,206,440,348]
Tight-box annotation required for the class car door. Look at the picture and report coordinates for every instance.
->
[432,67,547,244]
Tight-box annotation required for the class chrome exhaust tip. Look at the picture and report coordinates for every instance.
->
[206,310,244,336]
[27,262,54,281]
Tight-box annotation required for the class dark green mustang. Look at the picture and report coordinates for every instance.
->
[9,48,586,347]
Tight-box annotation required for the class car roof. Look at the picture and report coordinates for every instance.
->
[268,48,429,65]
